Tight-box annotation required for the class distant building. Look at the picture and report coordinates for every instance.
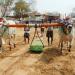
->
[43,12,60,23]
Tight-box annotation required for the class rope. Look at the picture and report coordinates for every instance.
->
[30,24,44,48]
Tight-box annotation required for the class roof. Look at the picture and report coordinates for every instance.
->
[45,12,60,17]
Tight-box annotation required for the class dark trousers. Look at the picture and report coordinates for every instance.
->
[47,36,53,45]
[24,33,29,43]
[46,31,53,45]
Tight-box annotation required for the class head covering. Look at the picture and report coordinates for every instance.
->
[65,16,70,20]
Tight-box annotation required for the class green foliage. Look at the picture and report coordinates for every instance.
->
[14,0,30,16]
[4,0,13,5]
[1,0,14,17]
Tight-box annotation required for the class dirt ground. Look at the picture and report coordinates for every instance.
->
[0,28,75,75]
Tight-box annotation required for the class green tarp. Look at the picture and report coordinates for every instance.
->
[30,39,43,52]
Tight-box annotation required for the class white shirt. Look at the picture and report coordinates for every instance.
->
[47,27,53,31]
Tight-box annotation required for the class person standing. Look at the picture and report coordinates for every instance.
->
[46,26,53,46]
[40,27,45,37]
[24,25,30,44]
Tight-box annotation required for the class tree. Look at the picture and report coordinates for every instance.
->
[0,0,14,17]
[14,0,30,16]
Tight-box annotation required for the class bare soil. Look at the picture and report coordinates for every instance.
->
[0,28,75,75]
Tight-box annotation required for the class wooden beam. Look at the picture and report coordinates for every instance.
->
[5,23,63,28]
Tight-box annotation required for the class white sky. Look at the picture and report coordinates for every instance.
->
[36,0,75,15]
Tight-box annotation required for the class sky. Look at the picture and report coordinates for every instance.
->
[36,0,75,15]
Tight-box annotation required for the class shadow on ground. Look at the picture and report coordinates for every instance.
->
[39,47,62,63]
